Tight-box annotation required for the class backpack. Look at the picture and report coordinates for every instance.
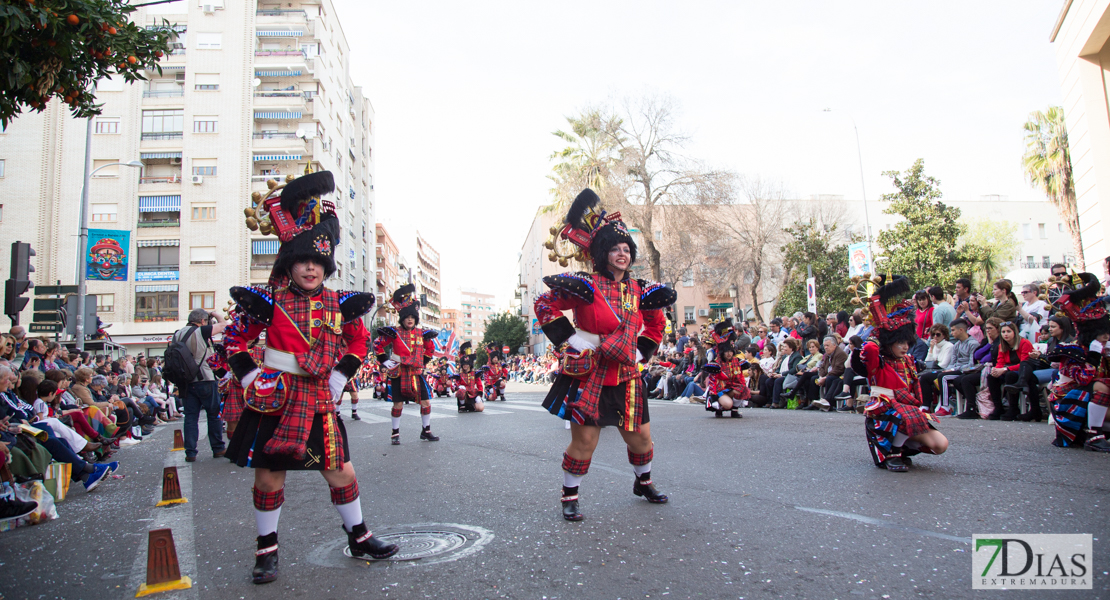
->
[163,326,204,391]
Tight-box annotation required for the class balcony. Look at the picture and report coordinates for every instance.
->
[138,175,182,186]
[255,50,305,57]
[141,132,183,141]
[256,9,307,19]
[1022,260,1053,269]
[143,89,184,98]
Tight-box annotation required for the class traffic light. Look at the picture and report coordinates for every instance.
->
[5,241,35,325]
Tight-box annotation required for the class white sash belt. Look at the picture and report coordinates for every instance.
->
[264,348,310,376]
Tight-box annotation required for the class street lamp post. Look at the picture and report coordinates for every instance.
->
[75,158,143,350]
[822,109,874,265]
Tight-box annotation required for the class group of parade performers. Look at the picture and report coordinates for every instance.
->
[203,174,1107,584]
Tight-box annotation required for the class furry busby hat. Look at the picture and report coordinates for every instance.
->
[260,170,340,287]
[711,318,736,357]
[485,342,502,362]
[560,188,637,276]
[866,274,917,351]
[390,283,421,325]
[1054,272,1110,349]
[458,341,474,368]
[271,217,340,286]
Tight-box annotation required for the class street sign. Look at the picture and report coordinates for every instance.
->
[29,323,62,333]
[33,298,66,311]
[32,310,64,323]
[35,285,78,295]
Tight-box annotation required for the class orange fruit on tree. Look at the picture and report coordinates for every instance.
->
[127,55,136,64]
[108,26,117,35]
[66,14,79,25]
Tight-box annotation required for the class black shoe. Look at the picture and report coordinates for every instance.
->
[345,522,399,559]
[714,410,723,418]
[390,429,400,445]
[883,455,909,472]
[350,411,361,421]
[252,533,279,584]
[1000,412,1015,421]
[956,410,979,420]
[730,410,742,419]
[987,410,1002,421]
[1018,410,1043,422]
[213,449,226,459]
[419,427,439,442]
[632,473,668,503]
[0,496,38,521]
[561,486,583,521]
[185,455,196,462]
[1084,433,1110,453]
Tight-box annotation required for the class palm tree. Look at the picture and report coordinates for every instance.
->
[544,109,624,213]
[1023,106,1084,269]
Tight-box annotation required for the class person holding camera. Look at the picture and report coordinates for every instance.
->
[172,308,227,462]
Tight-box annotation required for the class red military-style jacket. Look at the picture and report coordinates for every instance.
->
[455,370,481,397]
[373,325,436,379]
[482,365,508,388]
[706,356,748,396]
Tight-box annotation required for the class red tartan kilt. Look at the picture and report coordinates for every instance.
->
[220,377,246,423]
[226,409,350,471]
[885,399,936,438]
[245,373,332,415]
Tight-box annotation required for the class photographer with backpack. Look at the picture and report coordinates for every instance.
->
[166,309,227,462]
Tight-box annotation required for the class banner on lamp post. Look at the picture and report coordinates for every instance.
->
[848,242,873,278]
[806,277,817,314]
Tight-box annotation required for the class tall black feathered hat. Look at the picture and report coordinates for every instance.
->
[248,171,339,287]
[548,188,637,275]
[390,283,420,325]
[854,274,916,351]
[485,342,502,362]
[1053,272,1110,350]
[458,341,474,368]
[711,318,736,356]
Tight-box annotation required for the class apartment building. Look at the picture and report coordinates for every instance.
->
[0,0,376,355]
[415,232,441,327]
[441,308,459,335]
[517,208,561,354]
[374,222,401,324]
[458,289,495,346]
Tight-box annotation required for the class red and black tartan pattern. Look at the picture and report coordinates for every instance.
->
[419,404,431,415]
[562,452,591,476]
[483,366,508,387]
[262,374,332,458]
[574,276,643,422]
[887,355,923,406]
[394,367,428,400]
[271,287,350,380]
[329,480,359,505]
[455,372,480,398]
[220,376,246,423]
[627,446,653,466]
[1093,390,1110,408]
[253,486,285,511]
[390,406,402,417]
[707,357,750,399]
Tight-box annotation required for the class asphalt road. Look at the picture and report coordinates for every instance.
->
[1,381,1107,600]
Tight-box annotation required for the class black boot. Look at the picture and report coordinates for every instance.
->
[1000,387,1021,421]
[632,472,669,503]
[1019,389,1043,421]
[561,485,583,521]
[419,426,439,441]
[252,532,279,584]
[883,451,909,472]
[1084,431,1110,453]
[390,429,400,445]
[345,522,400,559]
[350,410,361,421]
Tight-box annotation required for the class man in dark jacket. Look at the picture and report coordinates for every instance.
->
[810,336,847,411]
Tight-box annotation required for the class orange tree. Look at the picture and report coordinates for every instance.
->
[0,0,175,126]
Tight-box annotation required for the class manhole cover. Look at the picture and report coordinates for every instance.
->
[309,523,493,568]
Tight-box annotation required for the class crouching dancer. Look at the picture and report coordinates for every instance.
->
[223,170,399,584]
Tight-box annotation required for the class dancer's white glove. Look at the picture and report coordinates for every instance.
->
[241,368,261,389]
[636,349,644,363]
[329,370,347,404]
[566,333,597,352]
[383,359,399,370]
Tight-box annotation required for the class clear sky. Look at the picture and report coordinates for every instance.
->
[336,0,1065,310]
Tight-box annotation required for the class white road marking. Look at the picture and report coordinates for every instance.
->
[795,506,970,544]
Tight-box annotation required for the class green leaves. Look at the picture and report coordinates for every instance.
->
[0,0,174,126]
[481,311,529,360]
[775,218,856,317]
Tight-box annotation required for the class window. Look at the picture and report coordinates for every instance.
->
[192,205,216,220]
[94,117,120,134]
[96,294,115,313]
[137,246,179,270]
[1038,223,1047,239]
[0,159,4,177]
[682,269,694,287]
[91,203,117,222]
[190,246,216,264]
[1022,223,1032,239]
[654,230,662,241]
[684,306,695,323]
[194,73,219,91]
[135,292,178,322]
[195,33,222,50]
[1026,255,1035,267]
[1042,255,1051,267]
[193,116,217,133]
[189,292,215,310]
[192,158,216,176]
[92,159,119,177]
[142,109,183,139]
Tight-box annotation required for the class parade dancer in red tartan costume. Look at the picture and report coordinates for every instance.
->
[454,342,484,412]
[482,345,509,401]
[223,171,399,584]
[702,319,749,418]
[374,284,440,445]
[534,189,677,521]
[850,274,949,472]
[1044,272,1110,451]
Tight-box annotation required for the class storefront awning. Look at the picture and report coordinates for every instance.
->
[135,284,179,293]
[252,154,302,162]
[136,239,180,247]
[140,152,182,160]
[137,195,181,212]
[252,240,279,255]
[254,111,302,119]
[255,70,302,77]
[153,65,186,72]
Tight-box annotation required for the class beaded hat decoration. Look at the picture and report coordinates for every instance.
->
[544,188,634,268]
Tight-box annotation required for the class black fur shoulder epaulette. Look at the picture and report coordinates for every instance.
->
[422,329,439,341]
[542,272,595,303]
[376,326,398,339]
[336,290,376,323]
[638,280,677,310]
[230,286,274,325]
[702,362,722,374]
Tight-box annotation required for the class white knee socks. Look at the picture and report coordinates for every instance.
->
[1089,403,1108,429]
[391,416,401,429]
[255,507,281,537]
[421,413,431,428]
[563,472,584,488]
[893,432,909,447]
[633,461,652,476]
[334,500,363,533]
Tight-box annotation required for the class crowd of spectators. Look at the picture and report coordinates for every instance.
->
[1,326,178,518]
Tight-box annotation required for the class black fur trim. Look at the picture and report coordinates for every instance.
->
[230,286,274,325]
[271,217,340,282]
[714,318,733,337]
[639,282,677,310]
[398,303,420,325]
[1063,272,1102,304]
[376,326,398,339]
[422,329,439,341]
[338,291,376,322]
[565,188,600,229]
[227,352,258,381]
[1077,315,1110,349]
[877,323,917,351]
[850,347,866,378]
[541,316,575,347]
[701,362,722,374]
[637,335,660,361]
[279,171,335,215]
[423,355,432,366]
[876,274,911,306]
[542,273,595,303]
[391,283,416,306]
[335,354,362,380]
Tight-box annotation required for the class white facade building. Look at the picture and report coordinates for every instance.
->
[0,0,375,355]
